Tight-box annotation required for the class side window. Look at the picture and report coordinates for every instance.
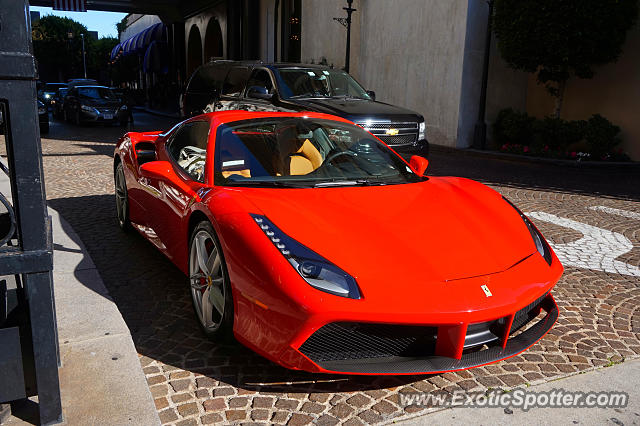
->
[221,67,250,97]
[245,69,274,94]
[167,121,211,182]
[188,65,228,93]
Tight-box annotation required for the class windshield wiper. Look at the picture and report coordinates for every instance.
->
[314,179,391,187]
[226,180,312,188]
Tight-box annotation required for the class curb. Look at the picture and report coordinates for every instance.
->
[49,207,160,425]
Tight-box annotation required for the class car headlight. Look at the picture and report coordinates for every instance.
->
[44,93,51,99]
[418,120,426,140]
[119,104,128,110]
[503,197,552,265]
[251,214,362,299]
[81,105,97,114]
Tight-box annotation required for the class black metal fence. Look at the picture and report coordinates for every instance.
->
[0,0,62,424]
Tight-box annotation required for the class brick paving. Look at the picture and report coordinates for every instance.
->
[3,113,639,424]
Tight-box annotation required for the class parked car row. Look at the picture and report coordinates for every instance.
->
[181,61,429,155]
[40,79,130,127]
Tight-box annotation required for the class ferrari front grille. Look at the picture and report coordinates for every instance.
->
[299,322,437,363]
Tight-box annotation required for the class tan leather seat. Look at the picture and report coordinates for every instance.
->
[288,139,323,175]
[222,169,251,178]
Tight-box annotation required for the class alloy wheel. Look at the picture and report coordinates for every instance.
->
[189,229,225,331]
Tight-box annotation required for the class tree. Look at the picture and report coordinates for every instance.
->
[32,16,90,82]
[32,16,118,84]
[493,0,639,118]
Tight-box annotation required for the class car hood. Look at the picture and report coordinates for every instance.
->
[237,177,536,284]
[80,98,122,108]
[284,98,421,123]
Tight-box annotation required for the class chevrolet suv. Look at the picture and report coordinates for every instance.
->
[181,61,428,154]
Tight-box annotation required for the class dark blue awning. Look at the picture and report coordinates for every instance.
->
[143,40,169,74]
[117,22,167,58]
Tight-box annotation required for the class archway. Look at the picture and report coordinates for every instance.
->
[186,25,203,78]
[203,17,224,62]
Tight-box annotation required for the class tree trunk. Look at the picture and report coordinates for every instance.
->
[553,80,567,119]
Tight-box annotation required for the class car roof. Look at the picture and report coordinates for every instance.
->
[203,110,354,128]
[75,85,110,89]
[199,60,334,71]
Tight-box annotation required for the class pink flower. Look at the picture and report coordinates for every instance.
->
[523,146,530,153]
[570,151,577,158]
[544,145,549,152]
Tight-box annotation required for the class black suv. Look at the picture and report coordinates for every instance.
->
[181,61,428,154]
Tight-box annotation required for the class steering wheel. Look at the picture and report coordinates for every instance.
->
[325,150,357,165]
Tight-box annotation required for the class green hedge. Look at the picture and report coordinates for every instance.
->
[492,109,627,161]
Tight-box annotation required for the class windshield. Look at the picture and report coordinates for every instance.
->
[77,87,118,100]
[276,68,371,100]
[44,83,65,92]
[214,117,424,188]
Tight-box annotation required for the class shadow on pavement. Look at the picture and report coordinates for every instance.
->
[47,194,426,395]
[426,149,640,201]
[42,112,178,145]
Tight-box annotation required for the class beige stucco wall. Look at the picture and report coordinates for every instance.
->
[120,14,162,42]
[486,34,528,133]
[302,0,468,147]
[526,23,640,161]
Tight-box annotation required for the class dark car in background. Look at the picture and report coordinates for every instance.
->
[63,85,129,126]
[51,87,68,119]
[181,61,428,154]
[38,100,49,134]
[38,82,67,106]
[1,100,48,134]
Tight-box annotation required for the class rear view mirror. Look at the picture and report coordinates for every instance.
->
[247,86,273,100]
[409,155,428,176]
[366,90,376,101]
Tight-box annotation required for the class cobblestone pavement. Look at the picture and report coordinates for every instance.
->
[3,114,639,425]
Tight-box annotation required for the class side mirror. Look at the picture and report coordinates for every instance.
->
[139,160,172,179]
[409,155,428,176]
[366,90,376,101]
[247,86,273,100]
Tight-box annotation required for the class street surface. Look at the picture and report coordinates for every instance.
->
[3,111,638,425]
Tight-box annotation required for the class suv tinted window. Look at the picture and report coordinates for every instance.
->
[246,69,274,94]
[222,67,250,97]
[188,65,228,93]
[167,121,210,182]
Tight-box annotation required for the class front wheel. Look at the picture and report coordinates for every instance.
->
[114,162,132,231]
[189,221,234,340]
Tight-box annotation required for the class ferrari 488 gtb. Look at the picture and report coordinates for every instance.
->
[114,111,563,375]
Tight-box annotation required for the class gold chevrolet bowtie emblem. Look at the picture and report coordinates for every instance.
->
[385,128,399,136]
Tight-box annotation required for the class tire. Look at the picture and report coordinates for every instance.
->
[188,221,234,340]
[40,122,49,134]
[114,162,132,232]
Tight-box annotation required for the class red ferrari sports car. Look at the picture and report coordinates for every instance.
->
[113,110,563,375]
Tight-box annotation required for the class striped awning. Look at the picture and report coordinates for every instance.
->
[111,22,167,60]
[52,0,86,12]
